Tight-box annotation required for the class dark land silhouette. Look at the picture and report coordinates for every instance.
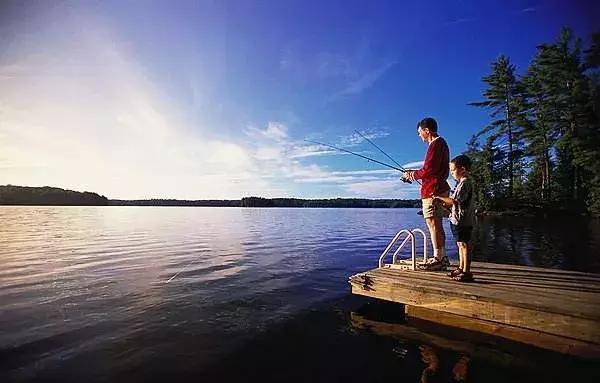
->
[0,185,419,208]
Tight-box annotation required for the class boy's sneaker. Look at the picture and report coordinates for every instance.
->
[418,256,450,271]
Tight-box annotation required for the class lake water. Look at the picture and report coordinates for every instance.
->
[1,206,599,382]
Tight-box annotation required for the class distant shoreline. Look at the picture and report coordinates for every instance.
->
[0,185,420,208]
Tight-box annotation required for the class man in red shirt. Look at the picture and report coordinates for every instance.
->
[404,117,450,270]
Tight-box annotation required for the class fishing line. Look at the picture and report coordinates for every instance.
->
[354,130,407,171]
[354,130,422,185]
[305,139,405,172]
[305,139,418,184]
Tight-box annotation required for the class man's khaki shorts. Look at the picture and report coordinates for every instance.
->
[422,191,450,219]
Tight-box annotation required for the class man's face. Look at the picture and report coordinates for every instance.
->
[417,126,430,143]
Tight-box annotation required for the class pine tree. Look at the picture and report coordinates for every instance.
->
[527,28,598,211]
[470,55,525,200]
[582,32,600,214]
[521,64,557,202]
[465,135,503,211]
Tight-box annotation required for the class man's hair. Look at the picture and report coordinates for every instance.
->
[451,154,472,171]
[417,117,438,133]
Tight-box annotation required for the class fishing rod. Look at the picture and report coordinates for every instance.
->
[304,139,412,183]
[354,130,421,185]
[354,130,407,171]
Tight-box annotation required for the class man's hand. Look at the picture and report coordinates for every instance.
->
[403,170,415,182]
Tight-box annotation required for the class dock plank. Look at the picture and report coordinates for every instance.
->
[349,261,600,357]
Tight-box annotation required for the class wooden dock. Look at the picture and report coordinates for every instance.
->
[349,262,600,358]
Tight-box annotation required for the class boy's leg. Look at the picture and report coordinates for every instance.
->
[460,226,473,273]
[463,242,471,271]
[457,241,467,271]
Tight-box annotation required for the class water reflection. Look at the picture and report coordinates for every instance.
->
[1,206,599,382]
[417,345,470,383]
[470,215,600,272]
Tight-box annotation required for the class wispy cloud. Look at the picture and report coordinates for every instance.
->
[0,7,419,200]
[402,161,424,169]
[330,60,397,100]
[443,17,478,27]
[0,11,275,200]
[339,128,390,147]
[245,121,289,142]
[241,122,418,198]
[520,7,536,13]
[344,179,420,199]
[288,145,336,159]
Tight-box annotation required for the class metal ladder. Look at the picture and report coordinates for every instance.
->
[378,228,428,271]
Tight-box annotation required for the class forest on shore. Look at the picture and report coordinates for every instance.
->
[0,186,419,208]
[466,28,600,216]
[0,185,109,206]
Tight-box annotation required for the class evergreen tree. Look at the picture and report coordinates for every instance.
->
[467,29,600,216]
[470,55,525,200]
[582,32,600,214]
[465,136,497,211]
[521,64,557,202]
[527,28,598,212]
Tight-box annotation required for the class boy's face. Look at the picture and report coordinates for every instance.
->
[450,163,464,180]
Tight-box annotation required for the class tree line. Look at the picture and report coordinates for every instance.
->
[109,199,240,207]
[0,185,108,205]
[0,186,420,208]
[240,197,420,208]
[466,28,600,216]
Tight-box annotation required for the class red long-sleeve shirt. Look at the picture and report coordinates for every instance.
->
[413,136,450,199]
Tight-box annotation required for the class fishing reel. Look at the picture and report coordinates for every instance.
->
[401,176,412,184]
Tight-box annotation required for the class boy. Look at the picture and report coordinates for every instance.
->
[433,154,475,282]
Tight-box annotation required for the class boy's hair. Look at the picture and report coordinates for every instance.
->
[451,154,472,171]
[417,117,438,133]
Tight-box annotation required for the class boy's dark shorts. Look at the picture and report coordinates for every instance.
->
[450,224,472,243]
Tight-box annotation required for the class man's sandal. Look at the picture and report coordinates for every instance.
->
[452,271,474,282]
[447,268,462,278]
[418,256,450,271]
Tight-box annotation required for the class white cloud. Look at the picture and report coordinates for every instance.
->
[0,12,273,199]
[402,161,424,169]
[330,60,398,100]
[246,121,288,142]
[0,9,418,200]
[344,179,420,199]
[339,129,390,147]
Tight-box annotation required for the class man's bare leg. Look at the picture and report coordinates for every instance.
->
[425,217,439,258]
[426,216,446,261]
[436,217,446,259]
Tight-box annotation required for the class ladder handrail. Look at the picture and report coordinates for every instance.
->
[392,233,417,270]
[378,229,414,268]
[411,228,428,263]
[378,228,429,271]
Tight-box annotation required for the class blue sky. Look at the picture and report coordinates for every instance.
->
[0,0,597,199]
